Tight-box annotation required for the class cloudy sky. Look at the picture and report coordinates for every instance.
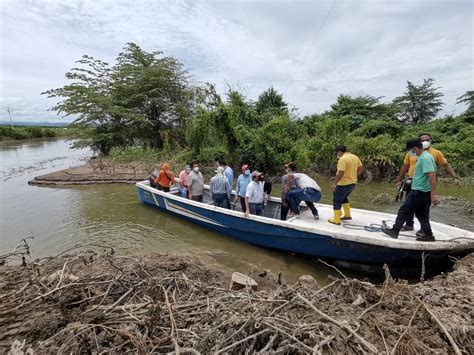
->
[0,0,472,122]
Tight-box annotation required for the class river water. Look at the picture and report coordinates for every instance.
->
[1,139,472,282]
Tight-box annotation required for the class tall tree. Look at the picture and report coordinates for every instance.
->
[255,86,288,120]
[330,94,393,119]
[392,78,444,124]
[456,90,474,123]
[42,43,194,154]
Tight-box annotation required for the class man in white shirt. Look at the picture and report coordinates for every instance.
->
[287,172,322,219]
[244,171,265,217]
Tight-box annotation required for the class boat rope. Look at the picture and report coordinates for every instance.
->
[342,220,473,243]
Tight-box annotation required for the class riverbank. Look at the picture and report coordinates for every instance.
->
[1,248,472,353]
[0,125,83,141]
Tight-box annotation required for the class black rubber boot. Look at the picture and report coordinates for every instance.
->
[416,234,435,242]
[382,227,400,239]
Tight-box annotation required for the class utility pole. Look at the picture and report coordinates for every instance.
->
[6,107,13,129]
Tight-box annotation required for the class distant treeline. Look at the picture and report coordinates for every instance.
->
[42,43,474,179]
[0,125,82,140]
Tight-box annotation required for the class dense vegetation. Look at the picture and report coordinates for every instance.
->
[0,125,82,140]
[43,43,474,179]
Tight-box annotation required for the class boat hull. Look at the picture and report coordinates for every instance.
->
[136,185,472,269]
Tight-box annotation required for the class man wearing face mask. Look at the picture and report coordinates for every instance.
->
[383,139,439,241]
[329,145,363,225]
[178,165,191,198]
[187,162,204,202]
[395,133,461,234]
[235,164,252,212]
[244,171,265,217]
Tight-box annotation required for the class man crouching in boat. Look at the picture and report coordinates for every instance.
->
[329,145,363,225]
[244,171,265,217]
[383,139,439,242]
[286,163,322,219]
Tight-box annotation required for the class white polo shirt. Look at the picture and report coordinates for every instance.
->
[293,173,321,191]
[245,181,264,204]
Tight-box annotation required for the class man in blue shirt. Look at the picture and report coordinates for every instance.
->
[219,160,233,191]
[235,164,252,212]
[383,139,439,241]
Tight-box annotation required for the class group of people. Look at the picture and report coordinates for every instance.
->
[148,133,460,242]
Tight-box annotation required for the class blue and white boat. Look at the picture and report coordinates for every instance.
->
[136,180,474,271]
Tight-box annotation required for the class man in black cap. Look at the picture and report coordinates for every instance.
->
[383,139,439,241]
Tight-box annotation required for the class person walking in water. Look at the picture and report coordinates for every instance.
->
[328,145,363,225]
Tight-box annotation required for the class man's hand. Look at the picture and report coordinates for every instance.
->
[244,210,250,217]
[234,195,239,202]
[395,179,403,188]
[453,178,462,187]
[431,193,440,206]
[331,183,336,192]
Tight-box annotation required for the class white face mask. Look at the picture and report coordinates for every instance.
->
[422,141,431,150]
[193,167,199,172]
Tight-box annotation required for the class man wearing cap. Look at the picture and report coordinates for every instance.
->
[210,166,231,208]
[329,145,363,225]
[280,162,298,220]
[188,162,204,202]
[395,132,461,234]
[235,164,252,212]
[244,171,265,217]
[383,139,439,241]
[285,163,322,219]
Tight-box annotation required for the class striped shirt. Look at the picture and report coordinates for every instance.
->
[210,174,230,195]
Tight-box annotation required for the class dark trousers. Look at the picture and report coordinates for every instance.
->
[333,184,356,210]
[393,190,433,236]
[288,188,321,215]
[191,195,203,202]
[249,203,263,216]
[239,196,246,212]
[213,193,230,209]
[403,190,415,226]
[157,184,170,192]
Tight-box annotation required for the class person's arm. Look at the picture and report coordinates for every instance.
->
[235,177,241,201]
[332,171,344,192]
[188,175,193,199]
[443,163,461,186]
[245,196,250,217]
[428,172,439,206]
[357,165,364,176]
[395,164,410,187]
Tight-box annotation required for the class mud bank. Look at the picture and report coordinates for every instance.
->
[28,160,150,186]
[1,249,472,354]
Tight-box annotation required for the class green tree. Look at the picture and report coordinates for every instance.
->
[43,43,194,154]
[255,87,288,122]
[456,90,474,123]
[393,78,444,124]
[330,94,394,119]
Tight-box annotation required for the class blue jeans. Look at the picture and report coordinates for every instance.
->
[333,184,356,210]
[288,188,321,215]
[249,202,263,216]
[213,193,230,209]
[178,188,188,198]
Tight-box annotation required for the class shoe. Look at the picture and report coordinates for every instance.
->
[415,229,425,237]
[416,234,435,242]
[341,203,352,220]
[382,227,399,239]
[328,210,342,225]
[288,211,299,218]
[313,213,319,220]
[401,225,414,231]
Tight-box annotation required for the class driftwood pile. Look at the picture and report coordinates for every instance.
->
[1,248,473,354]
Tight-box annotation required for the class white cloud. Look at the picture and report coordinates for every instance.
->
[0,0,472,122]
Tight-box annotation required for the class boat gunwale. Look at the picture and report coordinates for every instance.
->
[136,181,474,252]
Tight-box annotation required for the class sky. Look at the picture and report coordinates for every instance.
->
[0,0,472,122]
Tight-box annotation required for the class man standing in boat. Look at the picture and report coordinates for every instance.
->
[210,166,231,208]
[235,164,252,212]
[329,145,363,225]
[187,162,204,202]
[383,139,439,241]
[395,132,461,235]
[219,160,234,191]
[244,171,265,217]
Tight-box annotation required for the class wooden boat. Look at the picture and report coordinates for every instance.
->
[136,181,474,271]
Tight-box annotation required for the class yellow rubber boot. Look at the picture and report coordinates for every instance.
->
[341,203,352,221]
[328,210,342,225]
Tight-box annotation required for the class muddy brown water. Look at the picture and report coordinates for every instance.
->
[1,139,473,283]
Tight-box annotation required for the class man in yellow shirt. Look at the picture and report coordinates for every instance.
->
[395,133,461,232]
[329,145,363,225]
